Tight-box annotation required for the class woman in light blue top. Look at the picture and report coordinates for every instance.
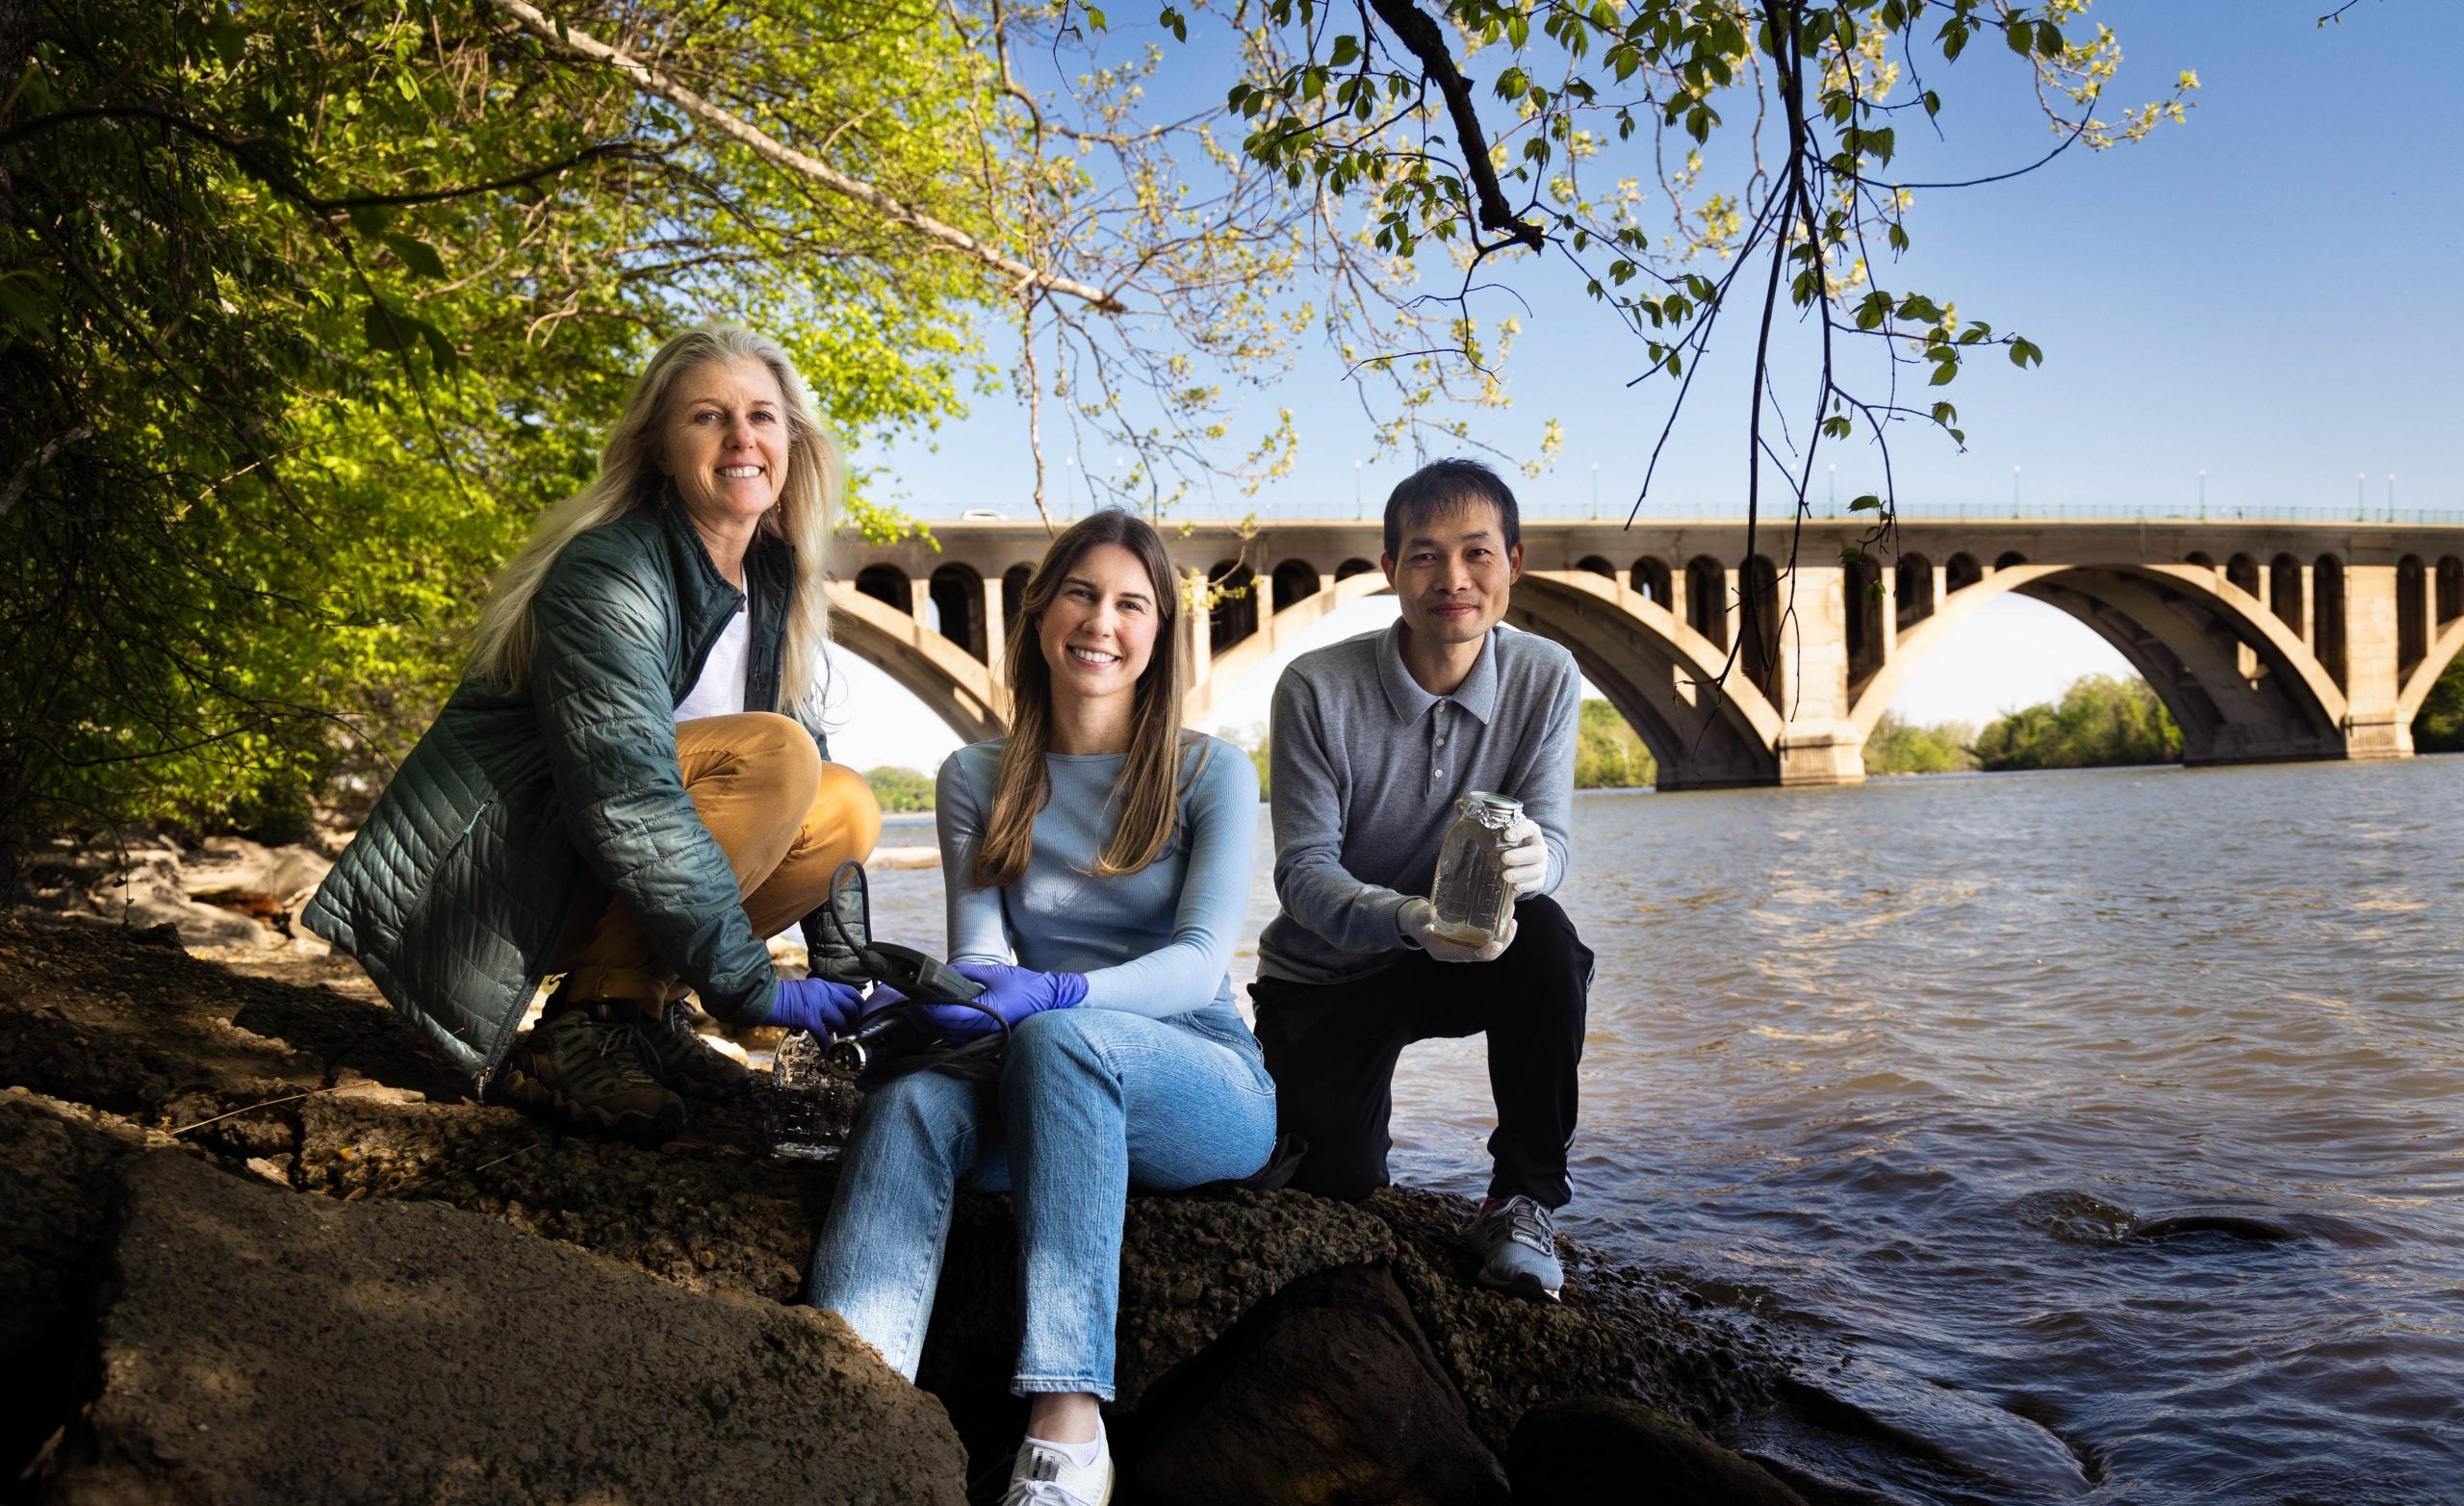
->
[807,509,1272,1506]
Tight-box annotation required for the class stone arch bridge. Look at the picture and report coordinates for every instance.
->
[826,517,2464,787]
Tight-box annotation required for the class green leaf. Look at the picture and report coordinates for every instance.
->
[1329,32,1358,66]
[1849,494,1884,512]
[362,298,409,353]
[2006,19,2035,56]
[380,234,446,279]
[207,13,247,68]
[346,204,394,237]
[1083,5,1107,31]
[0,271,57,340]
[2009,337,2042,368]
[1928,361,1960,386]
[419,322,460,374]
[1160,5,1187,41]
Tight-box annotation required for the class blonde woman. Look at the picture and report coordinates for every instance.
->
[808,510,1273,1506]
[306,323,882,1137]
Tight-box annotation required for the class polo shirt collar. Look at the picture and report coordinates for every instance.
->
[1377,621,1501,726]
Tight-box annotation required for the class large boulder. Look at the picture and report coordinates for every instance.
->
[1367,1187,1779,1450]
[914,1185,1396,1469]
[51,1149,968,1506]
[1123,1261,1509,1506]
[1507,1396,1809,1505]
[295,1083,831,1303]
[0,1092,166,1485]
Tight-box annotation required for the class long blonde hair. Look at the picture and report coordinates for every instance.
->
[973,511,1204,889]
[468,323,840,717]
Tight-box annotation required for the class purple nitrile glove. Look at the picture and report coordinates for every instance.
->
[905,962,1089,1041]
[763,978,866,1036]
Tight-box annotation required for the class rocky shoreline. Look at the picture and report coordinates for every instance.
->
[0,901,1962,1504]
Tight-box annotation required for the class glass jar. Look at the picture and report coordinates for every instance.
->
[761,1030,838,1160]
[1429,791,1523,949]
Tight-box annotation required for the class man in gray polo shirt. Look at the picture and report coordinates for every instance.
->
[1254,458,1593,1301]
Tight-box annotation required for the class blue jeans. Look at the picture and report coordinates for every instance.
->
[808,1005,1276,1399]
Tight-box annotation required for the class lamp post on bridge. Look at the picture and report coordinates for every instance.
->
[2012,465,2021,519]
[1354,458,1364,521]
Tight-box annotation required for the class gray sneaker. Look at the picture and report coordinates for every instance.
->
[500,1006,685,1139]
[637,1000,752,1102]
[1466,1194,1564,1302]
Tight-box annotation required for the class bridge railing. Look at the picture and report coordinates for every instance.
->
[901,498,2464,526]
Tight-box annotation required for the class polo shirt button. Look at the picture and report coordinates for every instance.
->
[1434,737,1447,747]
[1433,769,1445,779]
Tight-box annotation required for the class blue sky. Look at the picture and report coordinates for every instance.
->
[821,0,2464,773]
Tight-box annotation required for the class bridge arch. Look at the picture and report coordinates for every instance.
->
[855,563,909,613]
[1270,557,1321,609]
[1895,553,1935,629]
[1511,571,1784,788]
[1630,555,1673,606]
[927,562,988,661]
[1207,560,1258,651]
[2399,612,2464,724]
[1184,565,1784,788]
[1849,563,2349,766]
[825,583,1006,743]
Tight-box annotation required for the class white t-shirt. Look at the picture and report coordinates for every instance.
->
[673,606,751,722]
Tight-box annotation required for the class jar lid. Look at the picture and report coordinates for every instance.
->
[1459,790,1523,827]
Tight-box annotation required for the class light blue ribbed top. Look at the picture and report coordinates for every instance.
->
[934,733,1259,1015]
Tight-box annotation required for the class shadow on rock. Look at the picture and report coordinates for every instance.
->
[51,1149,965,1505]
[1124,1262,1510,1506]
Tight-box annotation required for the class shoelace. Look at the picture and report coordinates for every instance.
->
[577,1016,661,1087]
[1494,1196,1554,1255]
[1000,1481,1095,1506]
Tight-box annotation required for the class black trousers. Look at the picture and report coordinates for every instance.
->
[1250,894,1593,1210]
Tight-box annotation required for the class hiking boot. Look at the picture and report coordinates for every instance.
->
[499,1005,684,1139]
[1466,1194,1564,1302]
[638,998,752,1102]
[800,868,875,986]
[997,1426,1114,1506]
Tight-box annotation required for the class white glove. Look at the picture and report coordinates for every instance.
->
[1399,898,1515,964]
[1498,816,1548,898]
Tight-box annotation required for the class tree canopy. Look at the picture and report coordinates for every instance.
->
[1,0,2193,866]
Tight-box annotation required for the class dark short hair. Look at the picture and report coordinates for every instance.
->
[1382,459,1522,562]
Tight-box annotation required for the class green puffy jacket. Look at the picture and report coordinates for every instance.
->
[303,501,822,1084]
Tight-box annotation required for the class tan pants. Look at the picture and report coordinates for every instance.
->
[551,712,882,1012]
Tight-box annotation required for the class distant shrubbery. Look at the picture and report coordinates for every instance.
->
[1864,715,1978,775]
[1576,700,1656,790]
[1971,675,2182,770]
[2416,659,2464,753]
[864,766,937,813]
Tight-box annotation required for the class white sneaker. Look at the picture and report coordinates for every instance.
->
[1466,1193,1565,1301]
[998,1426,1114,1506]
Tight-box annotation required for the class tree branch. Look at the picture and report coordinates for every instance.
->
[483,0,1126,313]
[1364,0,1545,251]
[0,424,92,521]
[0,107,644,212]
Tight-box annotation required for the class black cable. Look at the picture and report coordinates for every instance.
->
[815,860,1012,1084]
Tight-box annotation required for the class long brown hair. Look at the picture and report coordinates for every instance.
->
[972,510,1203,888]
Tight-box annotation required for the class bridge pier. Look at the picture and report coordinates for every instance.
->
[2341,563,2414,759]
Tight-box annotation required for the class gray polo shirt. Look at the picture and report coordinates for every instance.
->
[1258,621,1579,985]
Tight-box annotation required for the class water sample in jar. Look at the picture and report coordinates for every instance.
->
[1429,791,1523,949]
[762,1030,838,1160]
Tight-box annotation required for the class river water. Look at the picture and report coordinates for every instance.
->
[864,756,2464,1504]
